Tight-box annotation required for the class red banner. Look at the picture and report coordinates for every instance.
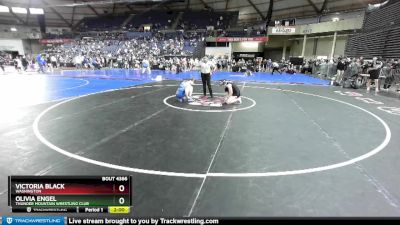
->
[39,39,73,44]
[216,37,268,42]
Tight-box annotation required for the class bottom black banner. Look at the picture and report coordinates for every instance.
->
[65,217,400,225]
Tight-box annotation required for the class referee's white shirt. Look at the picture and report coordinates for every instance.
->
[200,61,214,74]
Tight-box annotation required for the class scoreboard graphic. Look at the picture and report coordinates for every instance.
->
[8,176,132,214]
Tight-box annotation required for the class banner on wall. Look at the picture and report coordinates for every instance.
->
[232,52,263,59]
[39,39,73,44]
[271,26,296,34]
[205,47,231,58]
[0,39,24,55]
[216,37,268,42]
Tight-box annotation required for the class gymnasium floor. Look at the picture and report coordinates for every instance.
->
[0,69,400,217]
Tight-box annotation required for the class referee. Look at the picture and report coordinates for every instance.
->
[199,57,215,98]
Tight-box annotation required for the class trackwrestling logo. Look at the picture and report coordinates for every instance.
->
[2,217,64,225]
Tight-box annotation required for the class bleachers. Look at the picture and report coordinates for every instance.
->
[79,15,128,31]
[126,32,153,39]
[180,11,238,30]
[222,30,247,37]
[76,10,238,32]
[384,26,400,59]
[345,29,389,58]
[163,31,183,40]
[126,11,178,29]
[363,1,400,32]
[44,33,74,39]
[345,0,400,59]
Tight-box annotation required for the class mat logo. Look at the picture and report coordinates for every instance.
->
[334,91,363,97]
[377,107,400,116]
[334,91,383,104]
[334,91,398,116]
[354,97,384,105]
[6,218,12,225]
[188,95,224,107]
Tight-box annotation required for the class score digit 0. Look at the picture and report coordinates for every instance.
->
[119,185,125,192]
[119,197,125,205]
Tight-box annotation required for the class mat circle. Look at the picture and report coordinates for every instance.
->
[33,85,391,178]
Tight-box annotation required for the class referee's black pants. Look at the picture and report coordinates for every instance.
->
[272,67,280,74]
[201,73,213,98]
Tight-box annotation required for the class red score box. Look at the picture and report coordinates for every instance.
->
[35,183,130,195]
